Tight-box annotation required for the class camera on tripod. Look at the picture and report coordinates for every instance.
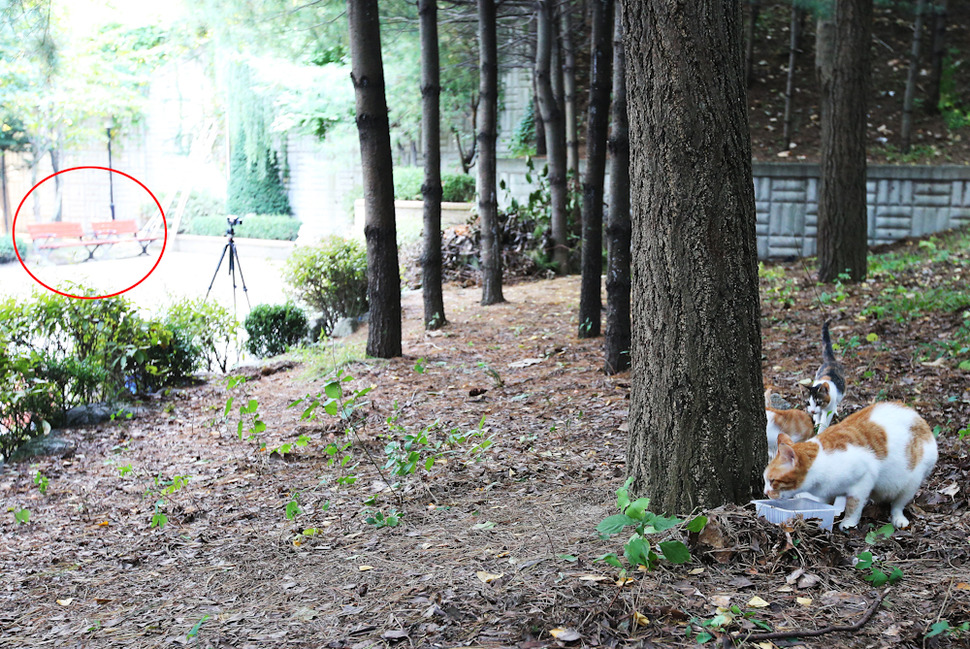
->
[226,216,243,235]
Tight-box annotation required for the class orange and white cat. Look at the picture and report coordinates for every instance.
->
[765,406,815,457]
[764,402,937,530]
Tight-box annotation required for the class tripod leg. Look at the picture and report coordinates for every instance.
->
[230,241,251,309]
[204,242,231,302]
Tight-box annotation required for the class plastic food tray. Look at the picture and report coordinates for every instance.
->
[751,497,839,531]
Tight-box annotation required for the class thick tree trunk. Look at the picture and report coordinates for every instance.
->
[744,0,761,87]
[535,0,570,274]
[782,5,803,148]
[348,0,402,358]
[901,0,927,153]
[478,0,505,305]
[533,90,547,155]
[578,0,613,339]
[604,7,630,375]
[817,0,872,284]
[927,0,948,114]
[419,0,446,330]
[623,0,765,512]
[50,148,62,222]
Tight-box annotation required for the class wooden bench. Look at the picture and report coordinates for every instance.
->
[90,220,162,255]
[25,222,109,262]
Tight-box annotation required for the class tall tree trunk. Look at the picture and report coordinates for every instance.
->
[420,0,446,330]
[623,0,765,512]
[348,0,402,358]
[927,0,948,114]
[560,2,579,179]
[535,0,570,274]
[901,0,927,153]
[578,0,613,339]
[745,0,761,87]
[1,151,9,234]
[604,5,631,375]
[50,148,62,222]
[533,90,547,155]
[782,5,803,148]
[817,0,872,284]
[478,0,505,305]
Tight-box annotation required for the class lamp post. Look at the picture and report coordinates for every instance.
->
[106,126,116,220]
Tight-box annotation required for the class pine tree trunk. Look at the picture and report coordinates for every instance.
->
[927,0,948,114]
[745,0,761,87]
[578,0,613,339]
[901,0,927,153]
[50,148,62,222]
[419,0,446,330]
[535,0,570,275]
[782,5,803,148]
[817,0,872,284]
[348,0,402,358]
[560,2,579,179]
[623,0,766,512]
[478,0,505,305]
[604,6,631,375]
[1,151,9,234]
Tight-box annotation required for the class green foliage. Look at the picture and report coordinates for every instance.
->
[926,619,970,640]
[758,262,797,310]
[13,507,30,524]
[0,236,28,264]
[244,303,308,358]
[226,146,292,216]
[595,476,701,571]
[364,508,400,528]
[854,550,903,587]
[394,167,476,203]
[162,297,239,374]
[171,190,224,228]
[181,214,301,240]
[938,50,970,130]
[285,492,301,520]
[283,236,368,337]
[509,99,537,157]
[34,470,48,495]
[864,523,894,545]
[226,376,268,452]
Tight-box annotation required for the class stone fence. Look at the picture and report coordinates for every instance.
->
[495,159,970,259]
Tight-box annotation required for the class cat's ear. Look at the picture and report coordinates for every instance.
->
[777,433,794,447]
[779,443,797,466]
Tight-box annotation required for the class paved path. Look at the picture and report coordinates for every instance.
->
[0,243,288,318]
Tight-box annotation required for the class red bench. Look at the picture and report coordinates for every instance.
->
[90,220,161,255]
[25,222,109,262]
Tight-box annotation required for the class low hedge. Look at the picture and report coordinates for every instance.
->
[181,215,302,241]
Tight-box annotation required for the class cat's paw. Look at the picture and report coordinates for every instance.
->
[838,519,859,531]
[891,513,910,529]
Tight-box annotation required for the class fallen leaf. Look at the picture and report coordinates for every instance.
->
[476,570,504,584]
[796,597,812,606]
[785,568,805,584]
[709,595,732,608]
[358,565,374,571]
[757,643,776,649]
[292,606,318,621]
[956,583,970,590]
[549,627,581,642]
[577,574,609,582]
[633,611,650,627]
[56,598,73,606]
[508,358,543,368]
[689,568,705,575]
[940,483,960,497]
[616,576,634,587]
[382,629,409,640]
[747,596,769,608]
[797,573,821,589]
[97,521,110,527]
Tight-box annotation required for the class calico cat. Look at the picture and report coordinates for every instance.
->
[765,406,815,458]
[764,402,938,530]
[806,321,846,432]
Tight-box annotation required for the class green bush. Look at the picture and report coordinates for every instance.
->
[173,190,225,231]
[181,215,301,241]
[394,167,475,203]
[227,147,292,216]
[283,236,368,337]
[163,298,239,373]
[0,236,28,264]
[244,303,308,358]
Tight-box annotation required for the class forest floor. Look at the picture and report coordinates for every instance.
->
[2,228,969,649]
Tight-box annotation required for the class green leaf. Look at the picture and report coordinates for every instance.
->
[685,515,708,533]
[595,552,623,569]
[473,521,496,530]
[866,333,879,343]
[424,456,434,471]
[658,540,691,564]
[695,631,713,643]
[324,381,342,400]
[227,375,246,389]
[855,551,874,570]
[625,497,652,521]
[150,512,168,529]
[888,566,904,584]
[616,475,634,512]
[224,397,234,418]
[14,508,30,524]
[187,614,210,639]
[926,621,950,638]
[649,515,684,532]
[596,514,637,537]
[558,554,578,562]
[285,499,300,520]
[865,568,889,587]
[624,537,651,568]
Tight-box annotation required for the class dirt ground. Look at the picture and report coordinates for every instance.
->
[2,236,969,648]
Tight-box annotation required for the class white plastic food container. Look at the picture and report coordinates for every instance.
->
[751,497,839,531]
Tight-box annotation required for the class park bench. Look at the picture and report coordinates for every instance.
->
[25,222,110,262]
[90,220,162,255]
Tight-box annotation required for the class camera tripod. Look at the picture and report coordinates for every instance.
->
[204,218,251,311]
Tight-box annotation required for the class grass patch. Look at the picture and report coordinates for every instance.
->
[298,339,369,378]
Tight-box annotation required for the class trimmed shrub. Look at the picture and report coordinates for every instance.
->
[394,167,475,203]
[283,236,368,337]
[244,303,308,358]
[227,148,292,216]
[181,215,301,241]
[174,190,225,231]
[0,236,28,264]
[163,298,239,373]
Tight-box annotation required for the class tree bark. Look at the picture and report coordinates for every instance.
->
[927,0,948,114]
[744,0,761,87]
[901,0,927,153]
[50,148,62,222]
[604,6,630,375]
[560,2,579,179]
[623,0,766,512]
[782,5,803,148]
[817,0,872,284]
[535,0,570,274]
[478,0,505,305]
[419,0,446,330]
[348,0,402,358]
[578,0,613,339]
[1,151,9,234]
